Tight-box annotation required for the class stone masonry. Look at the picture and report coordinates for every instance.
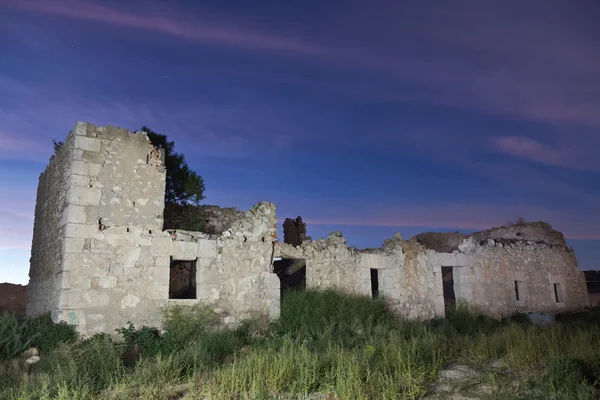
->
[27,122,590,335]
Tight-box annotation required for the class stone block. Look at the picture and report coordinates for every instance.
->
[198,263,219,285]
[67,186,102,206]
[122,247,141,269]
[437,253,456,266]
[88,291,112,307]
[71,160,103,177]
[173,240,199,260]
[151,237,174,257]
[89,163,102,176]
[357,267,371,280]
[61,205,87,225]
[264,272,280,289]
[268,300,280,321]
[69,174,91,188]
[74,136,102,152]
[61,271,92,290]
[197,239,217,258]
[147,285,168,300]
[63,238,85,254]
[86,313,105,335]
[65,223,96,239]
[197,284,220,302]
[91,276,117,289]
[120,294,140,309]
[434,295,446,317]
[455,253,473,267]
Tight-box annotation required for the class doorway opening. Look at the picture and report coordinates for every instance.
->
[169,258,197,299]
[442,266,456,311]
[273,257,306,299]
[370,269,380,298]
[553,283,564,303]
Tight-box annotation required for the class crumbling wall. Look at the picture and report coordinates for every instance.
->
[412,232,467,253]
[168,202,280,327]
[275,232,441,320]
[197,205,245,234]
[471,222,566,246]
[455,238,588,316]
[27,133,75,318]
[27,121,589,335]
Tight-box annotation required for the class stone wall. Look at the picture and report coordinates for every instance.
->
[275,232,443,320]
[27,122,590,336]
[449,238,589,316]
[197,205,245,234]
[163,204,244,234]
[43,122,169,334]
[275,227,589,320]
[27,133,74,318]
[167,202,280,327]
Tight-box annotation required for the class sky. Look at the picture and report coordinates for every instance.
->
[0,0,599,284]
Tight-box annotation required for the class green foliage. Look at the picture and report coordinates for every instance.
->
[116,323,164,359]
[163,203,207,231]
[0,312,77,361]
[438,302,504,336]
[162,304,218,345]
[52,139,64,155]
[274,289,397,349]
[140,126,205,206]
[2,291,600,399]
[0,312,39,360]
[544,355,595,396]
[25,312,79,353]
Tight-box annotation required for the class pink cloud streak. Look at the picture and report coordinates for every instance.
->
[493,136,566,166]
[2,0,322,55]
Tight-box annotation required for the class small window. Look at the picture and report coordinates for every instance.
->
[514,280,521,301]
[370,269,379,299]
[553,283,563,303]
[169,258,197,299]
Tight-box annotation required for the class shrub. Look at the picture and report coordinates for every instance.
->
[116,323,164,359]
[24,312,79,353]
[0,311,39,360]
[161,303,219,351]
[274,289,397,349]
[442,302,503,336]
[544,355,593,396]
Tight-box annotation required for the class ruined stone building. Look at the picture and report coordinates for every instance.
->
[27,122,590,335]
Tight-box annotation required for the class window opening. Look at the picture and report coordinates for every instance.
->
[169,258,197,299]
[370,269,380,298]
[553,283,563,303]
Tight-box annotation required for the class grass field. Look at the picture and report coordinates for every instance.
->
[1,290,599,399]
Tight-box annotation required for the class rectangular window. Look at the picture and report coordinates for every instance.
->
[553,283,563,303]
[169,258,197,299]
[514,280,521,301]
[370,269,379,299]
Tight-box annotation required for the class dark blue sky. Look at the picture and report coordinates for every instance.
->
[1,0,599,283]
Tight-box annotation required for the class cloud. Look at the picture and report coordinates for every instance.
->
[301,202,600,240]
[2,0,322,56]
[3,0,599,131]
[493,136,567,166]
[0,131,51,162]
[492,135,600,172]
[0,209,35,252]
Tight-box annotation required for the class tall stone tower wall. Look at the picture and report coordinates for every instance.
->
[27,122,168,333]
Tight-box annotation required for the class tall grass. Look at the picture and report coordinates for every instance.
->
[1,291,599,399]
